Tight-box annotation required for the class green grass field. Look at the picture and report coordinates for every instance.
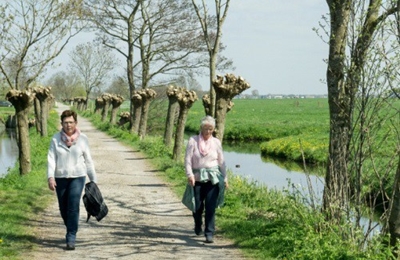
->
[186,98,330,141]
[184,98,330,165]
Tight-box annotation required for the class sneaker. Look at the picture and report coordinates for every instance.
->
[66,243,75,250]
[205,236,214,243]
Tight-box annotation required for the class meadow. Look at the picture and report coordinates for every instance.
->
[185,98,330,164]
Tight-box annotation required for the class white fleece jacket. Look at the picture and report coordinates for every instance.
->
[47,132,97,182]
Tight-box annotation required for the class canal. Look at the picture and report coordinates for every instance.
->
[0,128,18,178]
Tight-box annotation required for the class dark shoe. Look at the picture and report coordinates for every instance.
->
[195,226,202,236]
[66,243,75,250]
[205,236,214,243]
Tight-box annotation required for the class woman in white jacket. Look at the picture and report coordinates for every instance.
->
[47,110,97,250]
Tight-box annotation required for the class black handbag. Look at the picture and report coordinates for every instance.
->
[82,181,108,222]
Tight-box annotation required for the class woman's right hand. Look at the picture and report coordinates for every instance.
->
[188,176,195,187]
[48,177,56,191]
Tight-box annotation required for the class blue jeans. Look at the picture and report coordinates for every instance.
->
[193,181,219,237]
[55,177,86,245]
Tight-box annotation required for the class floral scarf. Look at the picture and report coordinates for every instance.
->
[61,128,81,147]
[198,134,214,156]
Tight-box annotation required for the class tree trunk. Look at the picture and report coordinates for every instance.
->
[6,89,35,175]
[138,100,151,139]
[34,86,52,137]
[173,89,198,161]
[209,56,217,117]
[101,94,112,122]
[173,106,189,162]
[389,155,400,247]
[34,98,42,134]
[138,89,156,139]
[127,34,136,133]
[110,106,119,125]
[16,107,31,174]
[202,94,211,116]
[214,98,229,141]
[164,86,180,147]
[109,95,124,125]
[323,0,392,221]
[164,100,178,147]
[40,99,49,137]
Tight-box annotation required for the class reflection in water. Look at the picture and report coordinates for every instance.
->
[224,151,325,201]
[223,141,325,197]
[222,141,380,235]
[0,129,18,177]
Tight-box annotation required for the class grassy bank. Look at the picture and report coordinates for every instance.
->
[0,110,59,259]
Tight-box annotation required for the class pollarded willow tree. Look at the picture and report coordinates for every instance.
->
[33,95,42,134]
[164,85,180,147]
[94,96,104,115]
[73,96,86,111]
[100,93,113,122]
[131,91,143,134]
[173,88,198,161]
[212,74,250,142]
[33,86,53,137]
[109,94,125,125]
[0,0,84,174]
[137,88,157,139]
[6,89,36,174]
[117,111,131,127]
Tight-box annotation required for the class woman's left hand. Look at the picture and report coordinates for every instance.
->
[224,181,229,189]
[48,177,56,191]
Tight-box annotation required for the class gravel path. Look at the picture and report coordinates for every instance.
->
[22,103,246,260]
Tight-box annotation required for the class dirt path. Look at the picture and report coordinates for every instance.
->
[22,103,246,260]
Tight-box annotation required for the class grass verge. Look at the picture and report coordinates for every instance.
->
[0,110,59,259]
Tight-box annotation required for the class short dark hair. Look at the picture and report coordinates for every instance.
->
[61,110,77,123]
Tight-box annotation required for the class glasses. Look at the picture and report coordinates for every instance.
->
[62,121,76,125]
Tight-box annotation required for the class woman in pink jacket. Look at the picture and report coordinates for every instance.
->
[185,116,229,243]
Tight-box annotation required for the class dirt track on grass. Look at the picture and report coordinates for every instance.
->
[21,103,246,260]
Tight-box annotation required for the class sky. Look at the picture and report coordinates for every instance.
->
[220,1,329,95]
[49,1,329,96]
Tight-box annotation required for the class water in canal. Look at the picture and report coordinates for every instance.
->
[223,141,324,196]
[0,128,18,178]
